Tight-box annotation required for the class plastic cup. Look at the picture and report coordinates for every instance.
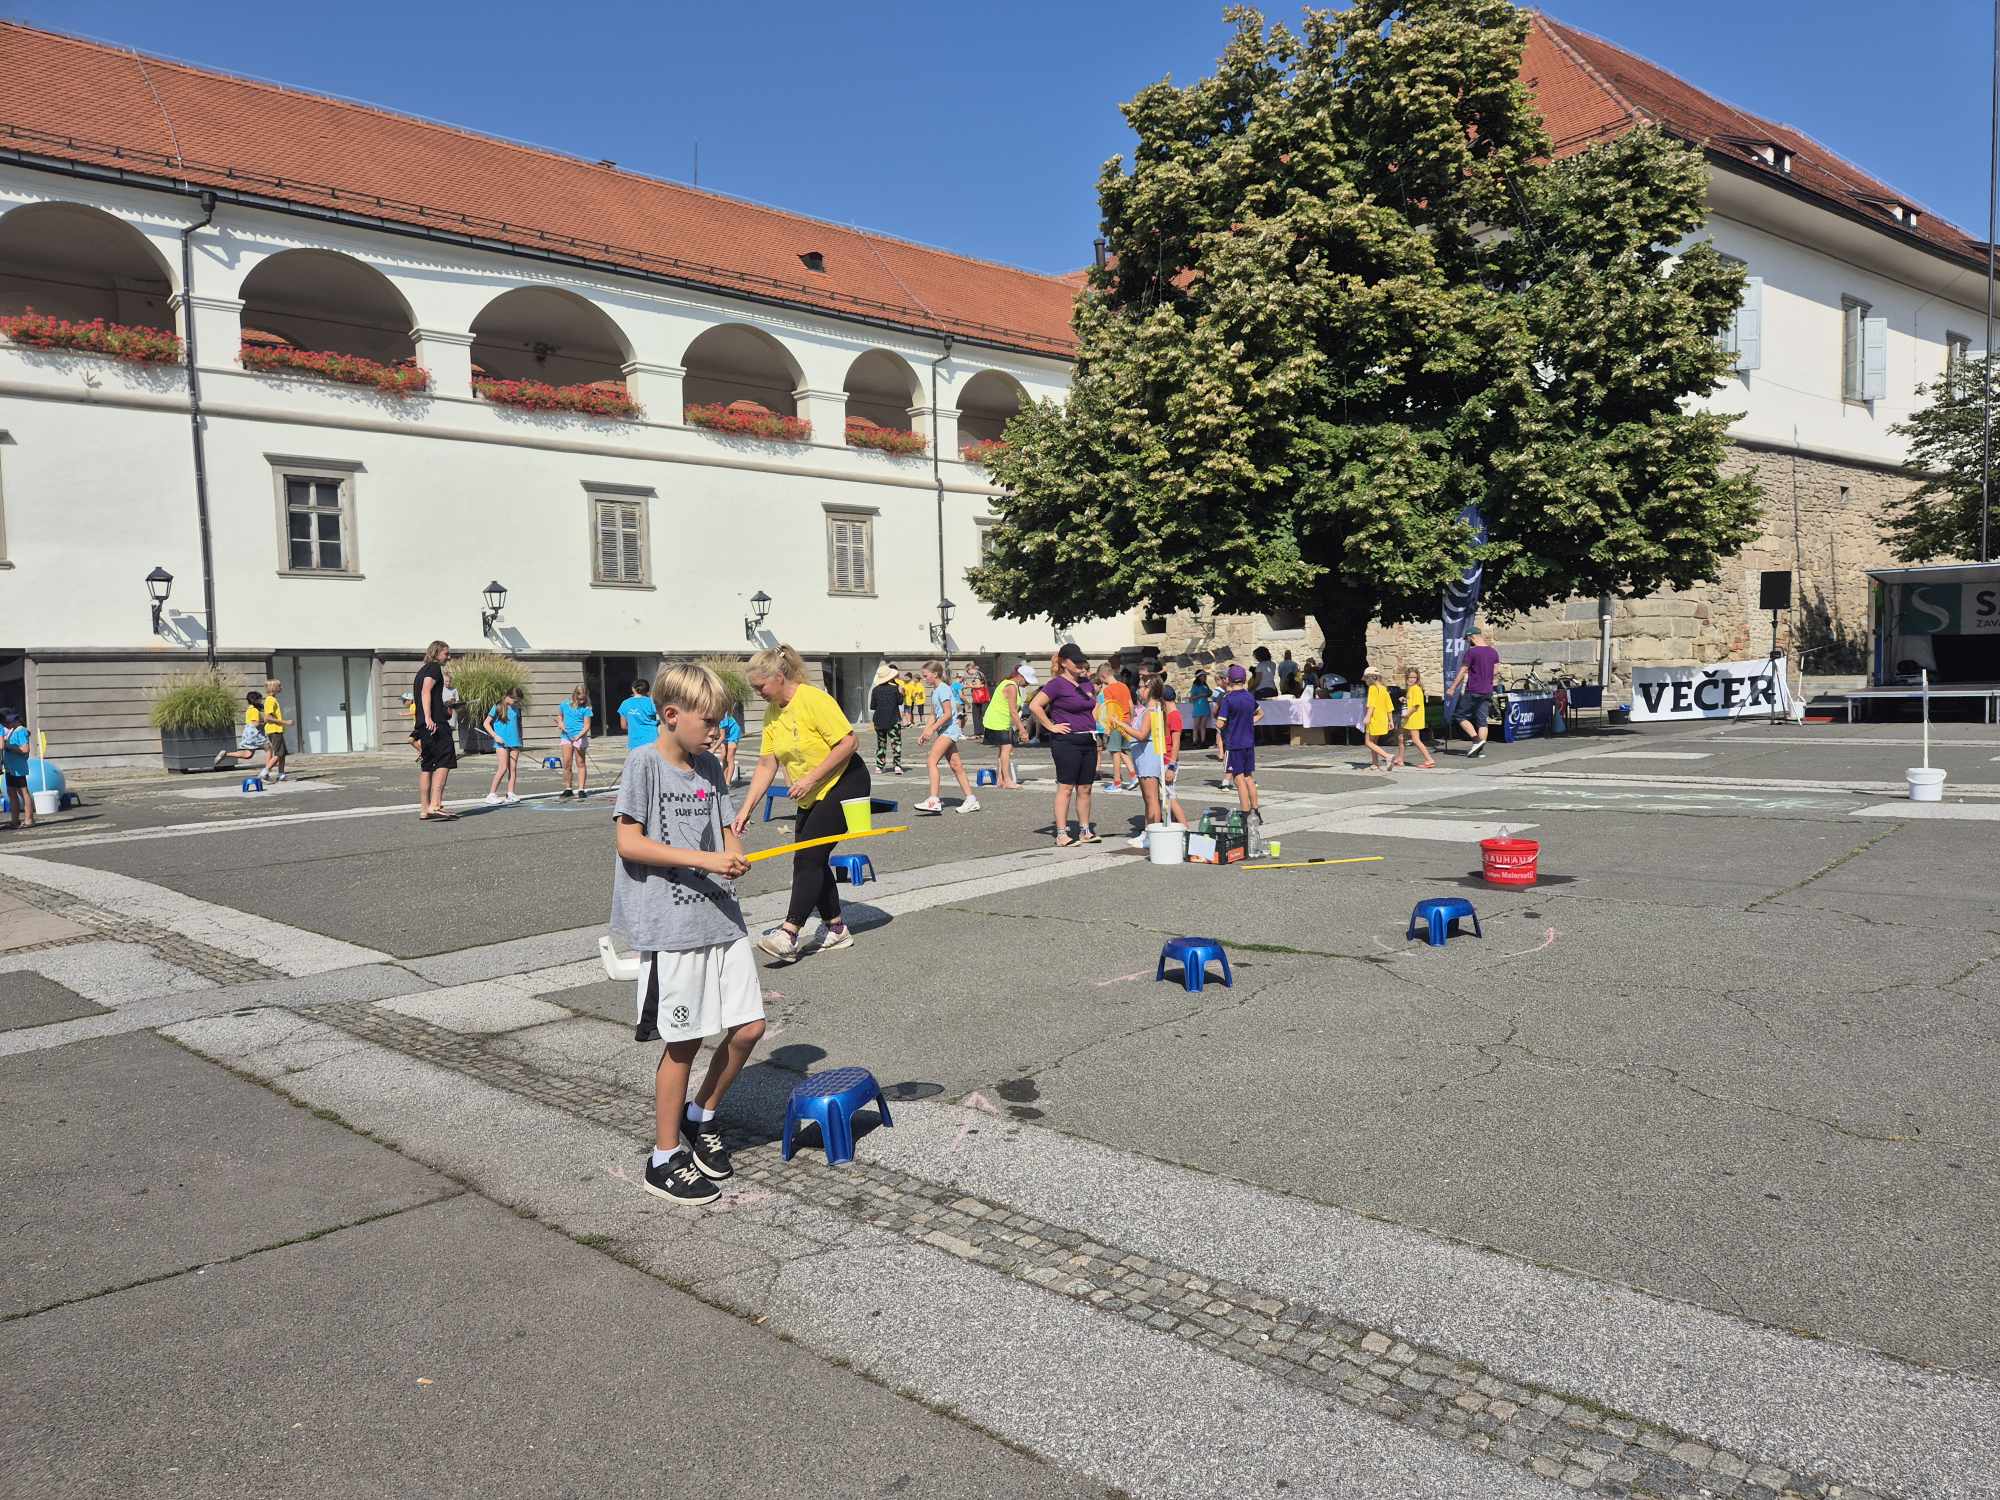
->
[1266,840,1281,858]
[840,797,873,834]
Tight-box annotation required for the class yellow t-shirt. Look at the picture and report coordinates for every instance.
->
[244,704,263,730]
[1401,686,1425,732]
[260,694,286,733]
[1365,683,1394,737]
[758,683,854,807]
[902,679,924,708]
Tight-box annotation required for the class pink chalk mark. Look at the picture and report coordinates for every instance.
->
[1094,970,1150,987]
[960,1091,1002,1116]
[1501,926,1558,959]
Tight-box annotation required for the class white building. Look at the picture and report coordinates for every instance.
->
[0,23,1106,768]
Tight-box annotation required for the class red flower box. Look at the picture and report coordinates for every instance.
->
[475,377,642,419]
[961,438,1008,465]
[242,343,430,395]
[845,416,927,456]
[685,400,812,442]
[1,309,182,364]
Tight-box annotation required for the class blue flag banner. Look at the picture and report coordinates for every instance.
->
[1440,505,1487,695]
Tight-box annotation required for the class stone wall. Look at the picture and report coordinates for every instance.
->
[1136,441,1917,696]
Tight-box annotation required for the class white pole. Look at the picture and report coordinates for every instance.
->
[1923,667,1931,769]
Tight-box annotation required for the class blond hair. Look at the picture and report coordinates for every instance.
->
[653,662,730,719]
[263,678,282,697]
[569,685,589,707]
[746,644,805,684]
[423,640,450,663]
[920,658,945,680]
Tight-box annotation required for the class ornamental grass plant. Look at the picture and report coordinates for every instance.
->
[2,309,183,364]
[147,670,242,734]
[242,343,430,394]
[696,658,752,716]
[450,654,531,718]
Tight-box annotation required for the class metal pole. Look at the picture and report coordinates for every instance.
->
[930,336,954,672]
[178,191,219,666]
[1985,0,1997,562]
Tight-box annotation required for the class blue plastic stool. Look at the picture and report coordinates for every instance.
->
[541,756,562,770]
[1156,936,1232,993]
[762,785,792,821]
[58,790,81,810]
[1407,898,1481,947]
[870,798,898,815]
[975,767,998,787]
[241,777,264,793]
[830,853,875,886]
[781,1067,893,1165]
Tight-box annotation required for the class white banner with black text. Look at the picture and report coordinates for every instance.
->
[1628,658,1793,722]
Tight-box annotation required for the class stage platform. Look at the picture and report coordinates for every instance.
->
[1841,685,2000,723]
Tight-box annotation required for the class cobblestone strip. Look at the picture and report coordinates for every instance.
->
[1,874,283,985]
[298,998,1892,1500]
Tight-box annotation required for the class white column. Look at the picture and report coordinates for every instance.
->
[793,386,847,446]
[917,403,961,460]
[169,292,243,367]
[412,327,475,399]
[622,360,685,423]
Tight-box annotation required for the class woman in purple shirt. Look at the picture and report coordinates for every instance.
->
[1028,642,1101,846]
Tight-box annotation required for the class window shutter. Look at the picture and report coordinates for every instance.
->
[853,519,871,593]
[830,519,854,592]
[1733,277,1761,372]
[594,499,644,583]
[1862,316,1888,401]
[617,502,642,582]
[596,501,620,582]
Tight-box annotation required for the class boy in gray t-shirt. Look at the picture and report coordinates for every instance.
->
[610,664,765,1209]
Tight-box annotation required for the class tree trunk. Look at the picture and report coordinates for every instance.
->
[1310,583,1374,685]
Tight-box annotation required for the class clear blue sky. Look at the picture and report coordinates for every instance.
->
[9,1,1993,275]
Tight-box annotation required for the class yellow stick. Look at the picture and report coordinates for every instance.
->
[1240,856,1384,870]
[744,825,909,864]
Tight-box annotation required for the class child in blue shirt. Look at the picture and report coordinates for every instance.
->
[1214,664,1263,821]
[3,708,33,830]
[483,689,523,804]
[557,687,594,800]
[717,710,742,785]
[618,678,659,754]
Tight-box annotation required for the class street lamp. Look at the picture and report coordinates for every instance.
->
[145,566,173,636]
[928,598,956,647]
[481,580,508,640]
[744,590,772,642]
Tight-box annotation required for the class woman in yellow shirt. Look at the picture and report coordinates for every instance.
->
[1395,667,1437,769]
[730,644,869,963]
[1362,667,1397,771]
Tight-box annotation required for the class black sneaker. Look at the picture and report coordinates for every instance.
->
[1467,741,1486,758]
[643,1148,719,1206]
[681,1114,733,1180]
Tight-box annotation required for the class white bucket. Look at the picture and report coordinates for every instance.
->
[1906,767,1945,802]
[30,790,58,816]
[1146,823,1186,865]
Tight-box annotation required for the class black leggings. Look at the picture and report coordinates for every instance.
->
[788,759,871,928]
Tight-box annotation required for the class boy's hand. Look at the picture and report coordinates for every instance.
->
[728,810,751,839]
[704,849,750,879]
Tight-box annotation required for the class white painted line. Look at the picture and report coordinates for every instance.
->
[0,854,388,975]
[1599,751,1713,761]
[174,778,336,801]
[1522,769,2000,797]
[1853,800,2000,820]
[13,790,570,854]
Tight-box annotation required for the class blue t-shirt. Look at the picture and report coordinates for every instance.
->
[618,695,658,749]
[560,702,593,739]
[1219,689,1259,751]
[928,684,963,740]
[719,714,742,746]
[2,725,28,776]
[485,705,522,749]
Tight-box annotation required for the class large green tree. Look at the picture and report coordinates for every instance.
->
[968,1,1762,676]
[1883,354,1996,562]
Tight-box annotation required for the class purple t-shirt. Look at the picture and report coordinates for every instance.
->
[1219,689,1259,750]
[1038,673,1099,734]
[1462,644,1500,696]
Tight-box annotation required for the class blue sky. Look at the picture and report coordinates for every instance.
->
[10,1,1993,276]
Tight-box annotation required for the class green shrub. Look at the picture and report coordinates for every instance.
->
[148,670,242,734]
[451,653,531,716]
[697,657,751,714]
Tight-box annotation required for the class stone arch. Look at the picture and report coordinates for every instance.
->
[0,200,175,329]
[680,322,806,417]
[957,368,1028,448]
[843,348,923,432]
[237,248,417,362]
[469,285,635,386]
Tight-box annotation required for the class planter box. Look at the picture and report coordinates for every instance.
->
[160,728,235,771]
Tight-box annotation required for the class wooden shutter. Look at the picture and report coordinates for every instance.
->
[828,515,871,594]
[1861,316,1888,402]
[1733,277,1761,372]
[595,499,644,583]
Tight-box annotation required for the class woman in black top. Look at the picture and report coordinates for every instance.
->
[869,664,906,775]
[412,639,457,821]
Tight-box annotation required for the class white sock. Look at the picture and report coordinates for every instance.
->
[686,1103,715,1123]
[650,1146,677,1167]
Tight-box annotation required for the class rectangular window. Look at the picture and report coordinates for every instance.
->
[591,495,648,586]
[827,513,874,595]
[277,474,358,575]
[1841,297,1873,401]
[1947,331,1972,388]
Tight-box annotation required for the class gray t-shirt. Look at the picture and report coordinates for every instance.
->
[610,747,746,953]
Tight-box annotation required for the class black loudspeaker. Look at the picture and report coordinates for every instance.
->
[1759,570,1792,612]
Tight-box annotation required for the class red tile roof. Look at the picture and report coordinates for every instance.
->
[0,22,1080,357]
[1524,12,1989,270]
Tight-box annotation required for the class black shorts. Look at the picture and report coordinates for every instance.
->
[982,725,1015,747]
[1463,694,1495,729]
[418,728,457,773]
[1047,733,1099,787]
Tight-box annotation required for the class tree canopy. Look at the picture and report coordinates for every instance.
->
[1884,354,1996,563]
[967,0,1763,675]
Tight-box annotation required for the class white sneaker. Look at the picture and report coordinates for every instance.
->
[915,797,944,813]
[755,927,803,961]
[484,792,504,805]
[805,923,854,953]
[1127,834,1148,849]
[957,796,981,813]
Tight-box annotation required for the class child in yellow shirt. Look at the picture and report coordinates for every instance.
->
[1362,668,1396,772]
[260,678,290,782]
[1395,667,1437,769]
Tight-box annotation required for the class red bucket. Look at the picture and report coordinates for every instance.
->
[1479,837,1540,886]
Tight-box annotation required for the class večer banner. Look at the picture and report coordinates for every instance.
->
[1628,658,1793,722]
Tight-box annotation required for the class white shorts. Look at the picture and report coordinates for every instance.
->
[634,936,765,1044]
